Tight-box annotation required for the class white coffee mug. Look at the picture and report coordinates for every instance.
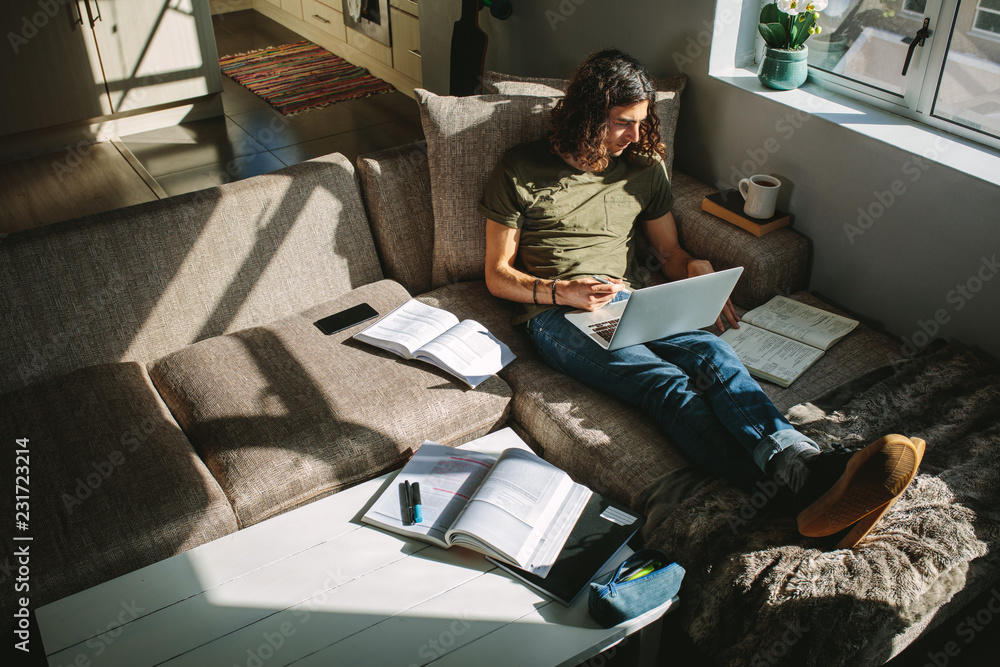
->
[738,174,781,219]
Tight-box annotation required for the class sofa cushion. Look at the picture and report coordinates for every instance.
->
[0,362,238,620]
[148,280,512,528]
[0,153,384,395]
[416,76,686,290]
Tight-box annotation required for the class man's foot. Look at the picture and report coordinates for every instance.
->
[796,434,922,539]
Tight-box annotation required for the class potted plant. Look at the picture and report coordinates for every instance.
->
[757,1,827,90]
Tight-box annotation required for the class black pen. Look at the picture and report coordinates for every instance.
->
[592,275,631,293]
[399,480,414,525]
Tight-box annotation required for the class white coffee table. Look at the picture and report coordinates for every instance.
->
[36,429,675,666]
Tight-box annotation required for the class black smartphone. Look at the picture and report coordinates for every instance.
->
[314,303,378,335]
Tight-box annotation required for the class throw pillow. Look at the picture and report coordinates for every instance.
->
[481,71,567,95]
[416,90,560,288]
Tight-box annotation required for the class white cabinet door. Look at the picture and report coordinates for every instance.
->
[91,0,222,114]
[0,0,113,136]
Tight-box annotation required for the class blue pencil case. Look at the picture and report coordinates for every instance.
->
[588,548,685,628]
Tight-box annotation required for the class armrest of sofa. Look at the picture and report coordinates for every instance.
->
[670,171,811,309]
[357,142,436,296]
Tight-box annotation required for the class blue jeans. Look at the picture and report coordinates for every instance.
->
[525,293,813,490]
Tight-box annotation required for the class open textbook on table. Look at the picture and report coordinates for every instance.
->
[720,295,859,387]
[354,299,515,388]
[362,443,591,577]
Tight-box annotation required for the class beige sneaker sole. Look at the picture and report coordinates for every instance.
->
[797,434,920,538]
[833,436,926,549]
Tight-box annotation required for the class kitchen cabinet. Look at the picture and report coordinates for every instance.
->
[251,0,422,95]
[304,0,347,41]
[390,1,421,83]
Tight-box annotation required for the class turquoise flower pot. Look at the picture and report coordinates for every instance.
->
[757,46,809,90]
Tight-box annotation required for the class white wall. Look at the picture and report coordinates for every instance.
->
[420,1,1000,361]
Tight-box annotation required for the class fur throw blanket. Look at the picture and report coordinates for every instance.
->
[636,342,1000,666]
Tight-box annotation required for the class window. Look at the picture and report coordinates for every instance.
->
[775,0,1000,149]
[973,0,1000,36]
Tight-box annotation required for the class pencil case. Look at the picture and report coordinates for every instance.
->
[588,548,684,628]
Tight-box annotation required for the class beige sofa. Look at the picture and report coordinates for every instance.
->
[3,79,983,665]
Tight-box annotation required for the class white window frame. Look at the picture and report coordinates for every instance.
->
[765,0,1000,151]
[971,0,1000,39]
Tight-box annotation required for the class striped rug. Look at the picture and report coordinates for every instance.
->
[219,41,395,115]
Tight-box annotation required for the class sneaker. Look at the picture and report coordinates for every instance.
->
[796,434,921,538]
[830,436,926,549]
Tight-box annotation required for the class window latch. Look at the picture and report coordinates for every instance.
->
[902,18,932,76]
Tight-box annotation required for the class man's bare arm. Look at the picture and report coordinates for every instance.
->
[641,211,698,280]
[484,219,621,311]
[642,211,740,330]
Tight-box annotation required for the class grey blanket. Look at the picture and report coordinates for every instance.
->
[636,343,1000,666]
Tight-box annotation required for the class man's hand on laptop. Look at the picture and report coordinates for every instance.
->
[559,276,624,311]
[686,260,741,332]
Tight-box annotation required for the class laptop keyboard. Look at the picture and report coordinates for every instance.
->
[589,319,620,343]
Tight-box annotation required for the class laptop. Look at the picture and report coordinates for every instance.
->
[564,267,743,350]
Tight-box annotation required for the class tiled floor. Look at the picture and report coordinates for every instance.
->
[0,8,424,236]
[120,9,424,198]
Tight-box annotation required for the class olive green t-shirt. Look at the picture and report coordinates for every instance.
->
[478,139,674,324]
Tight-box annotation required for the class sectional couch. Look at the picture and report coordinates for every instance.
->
[2,75,997,666]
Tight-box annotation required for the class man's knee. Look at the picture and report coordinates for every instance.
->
[661,331,744,387]
[704,335,745,376]
[696,330,738,354]
[670,330,737,360]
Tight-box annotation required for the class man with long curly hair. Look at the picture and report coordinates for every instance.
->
[479,49,923,548]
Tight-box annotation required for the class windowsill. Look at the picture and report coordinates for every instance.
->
[710,66,1000,188]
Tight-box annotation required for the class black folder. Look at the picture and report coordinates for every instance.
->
[488,493,645,605]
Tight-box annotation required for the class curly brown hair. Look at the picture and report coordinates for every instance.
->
[549,49,665,172]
